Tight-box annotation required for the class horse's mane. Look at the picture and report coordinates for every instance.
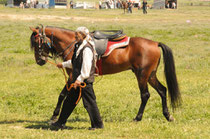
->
[46,26,75,34]
[30,31,37,51]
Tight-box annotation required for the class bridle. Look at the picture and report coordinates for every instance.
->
[34,25,77,61]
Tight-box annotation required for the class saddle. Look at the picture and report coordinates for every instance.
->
[92,30,126,41]
[91,30,128,57]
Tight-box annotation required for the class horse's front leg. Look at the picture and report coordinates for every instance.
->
[49,85,68,124]
[49,69,72,123]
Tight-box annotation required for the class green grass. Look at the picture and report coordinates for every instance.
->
[0,5,210,138]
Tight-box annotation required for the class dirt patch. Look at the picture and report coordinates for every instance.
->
[0,13,118,22]
[0,13,133,23]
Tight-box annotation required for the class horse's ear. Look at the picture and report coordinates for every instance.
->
[29,27,39,34]
[75,32,83,41]
[75,31,86,41]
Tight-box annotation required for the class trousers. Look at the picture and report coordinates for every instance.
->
[128,7,132,13]
[143,6,147,14]
[57,83,104,128]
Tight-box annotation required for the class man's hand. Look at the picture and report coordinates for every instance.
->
[57,63,63,68]
[73,80,81,89]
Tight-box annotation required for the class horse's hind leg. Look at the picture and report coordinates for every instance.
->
[133,69,151,121]
[148,71,174,121]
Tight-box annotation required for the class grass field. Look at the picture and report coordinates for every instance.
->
[0,4,210,139]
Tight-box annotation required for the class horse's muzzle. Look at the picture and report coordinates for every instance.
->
[37,56,47,66]
[37,59,46,66]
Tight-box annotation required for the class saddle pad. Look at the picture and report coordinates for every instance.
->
[102,36,130,57]
[95,59,102,75]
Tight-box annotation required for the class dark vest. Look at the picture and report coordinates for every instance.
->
[72,43,95,83]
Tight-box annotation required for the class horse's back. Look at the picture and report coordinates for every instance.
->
[100,37,161,75]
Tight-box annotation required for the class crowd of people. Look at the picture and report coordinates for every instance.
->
[19,0,149,13]
[99,0,140,9]
[166,1,176,9]
[99,0,148,14]
[19,0,48,9]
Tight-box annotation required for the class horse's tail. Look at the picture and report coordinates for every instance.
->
[158,42,181,109]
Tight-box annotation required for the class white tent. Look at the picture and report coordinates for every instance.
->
[153,0,165,9]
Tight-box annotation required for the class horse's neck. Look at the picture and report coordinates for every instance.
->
[45,27,76,61]
[45,27,75,43]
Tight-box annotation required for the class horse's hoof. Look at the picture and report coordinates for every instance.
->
[48,120,57,125]
[51,115,58,120]
[133,119,139,122]
[48,116,58,124]
[133,117,141,122]
[50,121,65,130]
[168,115,174,122]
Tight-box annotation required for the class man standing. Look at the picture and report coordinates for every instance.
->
[142,0,147,14]
[105,0,111,9]
[70,0,74,9]
[51,27,104,130]
[128,0,133,13]
[117,0,122,9]
[138,0,141,10]
[99,0,102,9]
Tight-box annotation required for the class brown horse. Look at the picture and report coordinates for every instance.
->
[30,25,181,122]
[121,1,128,14]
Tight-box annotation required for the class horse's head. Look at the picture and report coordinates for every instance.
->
[30,25,80,65]
[30,26,53,66]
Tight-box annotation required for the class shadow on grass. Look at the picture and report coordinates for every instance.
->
[25,124,75,131]
[0,120,45,124]
[25,122,87,131]
[0,117,89,131]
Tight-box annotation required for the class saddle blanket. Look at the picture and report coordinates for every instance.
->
[95,36,130,75]
[102,36,130,57]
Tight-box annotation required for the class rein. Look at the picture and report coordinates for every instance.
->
[47,60,86,104]
[58,40,77,60]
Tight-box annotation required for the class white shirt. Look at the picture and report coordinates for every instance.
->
[62,47,93,83]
